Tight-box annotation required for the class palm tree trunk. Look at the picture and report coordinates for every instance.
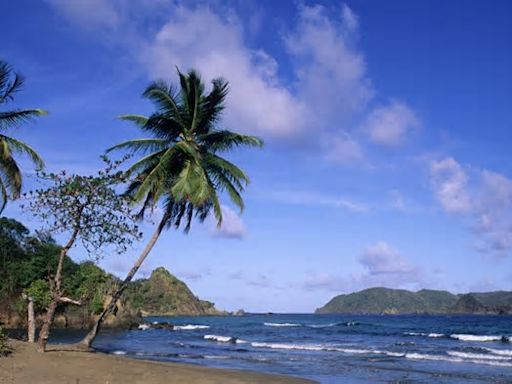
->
[78,214,168,348]
[37,229,79,352]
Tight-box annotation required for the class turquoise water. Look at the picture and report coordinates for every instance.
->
[50,314,512,383]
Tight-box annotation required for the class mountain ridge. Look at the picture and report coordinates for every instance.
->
[315,287,512,314]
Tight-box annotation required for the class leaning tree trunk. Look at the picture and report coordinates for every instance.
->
[37,229,79,352]
[78,214,168,348]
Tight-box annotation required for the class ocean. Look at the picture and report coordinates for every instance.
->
[49,314,512,383]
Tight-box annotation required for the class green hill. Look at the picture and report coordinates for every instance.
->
[316,287,512,314]
[0,217,223,329]
[125,267,220,316]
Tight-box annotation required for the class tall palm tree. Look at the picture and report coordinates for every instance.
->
[0,60,46,212]
[79,69,262,347]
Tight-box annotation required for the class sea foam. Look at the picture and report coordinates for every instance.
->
[263,322,301,327]
[174,324,210,330]
[204,334,246,344]
[450,334,508,342]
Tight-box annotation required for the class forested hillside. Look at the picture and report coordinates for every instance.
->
[0,218,222,329]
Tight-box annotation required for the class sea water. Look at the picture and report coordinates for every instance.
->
[49,314,512,383]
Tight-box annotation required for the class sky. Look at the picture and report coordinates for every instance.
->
[2,0,512,313]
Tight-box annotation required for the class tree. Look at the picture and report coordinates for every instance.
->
[25,158,141,352]
[0,60,46,212]
[78,69,262,348]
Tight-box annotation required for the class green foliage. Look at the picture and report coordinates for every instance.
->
[0,59,46,213]
[0,324,11,357]
[124,267,220,315]
[109,69,263,231]
[23,157,142,260]
[0,217,60,300]
[316,287,512,314]
[0,217,117,319]
[0,216,220,327]
[25,280,51,311]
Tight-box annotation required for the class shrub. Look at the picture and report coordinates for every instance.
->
[0,324,12,357]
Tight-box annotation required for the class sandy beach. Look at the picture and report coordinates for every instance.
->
[0,339,315,384]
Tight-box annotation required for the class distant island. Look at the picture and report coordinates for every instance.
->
[316,287,512,315]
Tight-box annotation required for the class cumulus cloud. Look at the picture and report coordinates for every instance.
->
[211,205,247,239]
[324,133,367,165]
[47,1,419,162]
[359,241,416,275]
[142,6,307,138]
[430,157,472,213]
[286,4,373,123]
[473,170,512,256]
[303,242,422,292]
[362,101,419,146]
[430,157,512,257]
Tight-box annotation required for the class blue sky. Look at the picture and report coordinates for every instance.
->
[2,0,512,312]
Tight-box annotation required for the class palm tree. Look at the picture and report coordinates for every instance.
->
[0,60,46,212]
[79,69,262,347]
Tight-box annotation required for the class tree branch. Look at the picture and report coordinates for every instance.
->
[59,297,82,306]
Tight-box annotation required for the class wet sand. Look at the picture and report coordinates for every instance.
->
[0,339,316,384]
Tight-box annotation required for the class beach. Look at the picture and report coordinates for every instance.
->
[0,339,315,384]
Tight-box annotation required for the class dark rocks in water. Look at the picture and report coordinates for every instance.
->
[232,309,246,316]
[152,322,173,330]
[133,321,174,331]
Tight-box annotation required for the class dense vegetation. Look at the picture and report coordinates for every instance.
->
[0,217,221,330]
[316,287,512,315]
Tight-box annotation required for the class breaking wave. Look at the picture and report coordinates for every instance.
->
[174,324,210,330]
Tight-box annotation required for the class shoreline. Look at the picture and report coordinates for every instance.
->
[0,339,316,384]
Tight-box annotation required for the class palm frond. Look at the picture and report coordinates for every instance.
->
[0,135,44,169]
[203,153,250,185]
[107,138,168,155]
[0,179,7,213]
[198,130,263,152]
[0,109,48,130]
[143,81,185,129]
[0,141,22,195]
[195,78,228,135]
[0,61,24,104]
[118,114,148,127]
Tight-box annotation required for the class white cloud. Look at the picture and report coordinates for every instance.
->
[324,133,367,165]
[472,170,512,256]
[142,6,307,138]
[430,157,512,257]
[211,205,247,239]
[303,242,422,292]
[362,101,419,146]
[46,1,420,165]
[286,3,373,125]
[359,241,416,275]
[430,157,472,213]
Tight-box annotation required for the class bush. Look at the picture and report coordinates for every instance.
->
[0,324,12,357]
[25,279,51,311]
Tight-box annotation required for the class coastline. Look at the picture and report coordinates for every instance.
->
[0,339,316,384]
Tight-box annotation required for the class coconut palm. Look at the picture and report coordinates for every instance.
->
[79,69,262,347]
[0,60,46,212]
